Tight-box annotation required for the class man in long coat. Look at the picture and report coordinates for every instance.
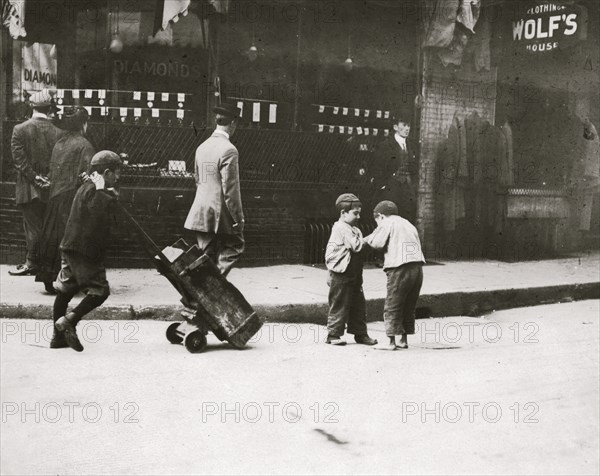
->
[184,103,244,277]
[370,114,418,224]
[9,90,63,276]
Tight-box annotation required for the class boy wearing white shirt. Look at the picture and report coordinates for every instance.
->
[324,193,378,346]
[364,200,425,350]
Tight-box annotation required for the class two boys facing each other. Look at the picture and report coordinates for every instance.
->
[325,194,425,351]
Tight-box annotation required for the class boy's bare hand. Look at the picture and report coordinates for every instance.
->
[90,171,105,190]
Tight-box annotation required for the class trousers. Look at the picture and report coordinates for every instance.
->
[195,230,245,277]
[19,200,45,265]
[384,262,423,336]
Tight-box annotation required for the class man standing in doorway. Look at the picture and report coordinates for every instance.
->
[371,113,418,224]
[184,103,244,277]
[9,90,63,276]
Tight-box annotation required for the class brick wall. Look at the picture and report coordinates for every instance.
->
[417,51,498,257]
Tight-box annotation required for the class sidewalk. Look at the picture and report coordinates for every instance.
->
[1,252,599,322]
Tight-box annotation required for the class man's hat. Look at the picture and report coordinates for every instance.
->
[56,106,89,131]
[29,89,55,108]
[91,150,122,168]
[374,200,398,216]
[213,102,241,118]
[335,193,361,206]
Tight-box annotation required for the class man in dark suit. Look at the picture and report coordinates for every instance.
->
[184,102,244,277]
[9,90,63,276]
[370,114,418,224]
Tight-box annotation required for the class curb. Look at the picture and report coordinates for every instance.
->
[1,282,598,323]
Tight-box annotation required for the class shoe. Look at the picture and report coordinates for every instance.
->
[44,282,57,295]
[49,329,68,349]
[354,335,378,346]
[326,336,346,346]
[396,342,408,349]
[8,264,38,276]
[55,317,84,352]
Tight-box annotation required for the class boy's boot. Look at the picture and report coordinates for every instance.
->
[50,315,68,349]
[55,313,84,352]
[354,334,378,346]
[326,335,346,346]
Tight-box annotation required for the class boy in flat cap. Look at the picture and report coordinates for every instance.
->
[52,151,122,351]
[184,102,244,277]
[9,89,63,276]
[364,200,425,350]
[324,193,377,346]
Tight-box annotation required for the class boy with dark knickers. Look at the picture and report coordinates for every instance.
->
[51,151,122,352]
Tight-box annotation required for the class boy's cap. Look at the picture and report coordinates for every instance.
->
[374,200,398,216]
[335,193,360,206]
[91,150,122,168]
[29,89,55,107]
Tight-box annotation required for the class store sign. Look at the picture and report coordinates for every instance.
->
[511,2,587,53]
[21,43,57,91]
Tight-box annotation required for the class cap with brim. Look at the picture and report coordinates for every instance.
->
[29,89,56,108]
[336,193,360,206]
[213,103,241,118]
[91,150,122,169]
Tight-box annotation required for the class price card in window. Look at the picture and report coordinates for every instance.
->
[100,107,108,116]
[364,109,370,118]
[57,89,64,98]
[177,93,185,102]
[133,91,141,100]
[343,107,348,115]
[134,108,142,117]
[177,109,184,119]
[373,128,379,136]
[147,92,155,101]
[333,107,339,115]
[72,90,80,99]
[377,110,382,118]
[364,128,370,135]
[152,109,160,118]
[354,108,360,117]
[319,105,325,113]
[339,126,344,133]
[84,89,93,98]
[318,124,324,132]
[98,90,106,99]
[252,103,260,122]
[328,125,335,133]
[357,126,363,135]
[269,104,277,123]
[120,107,128,117]
[237,101,244,117]
[161,92,169,101]
[348,126,353,134]
[384,111,390,119]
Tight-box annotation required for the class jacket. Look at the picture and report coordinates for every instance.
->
[60,182,117,262]
[184,131,244,234]
[11,116,63,205]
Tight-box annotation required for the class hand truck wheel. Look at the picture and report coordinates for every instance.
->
[166,322,184,344]
[184,330,208,353]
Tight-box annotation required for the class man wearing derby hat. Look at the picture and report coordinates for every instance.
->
[9,89,63,276]
[184,102,245,277]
